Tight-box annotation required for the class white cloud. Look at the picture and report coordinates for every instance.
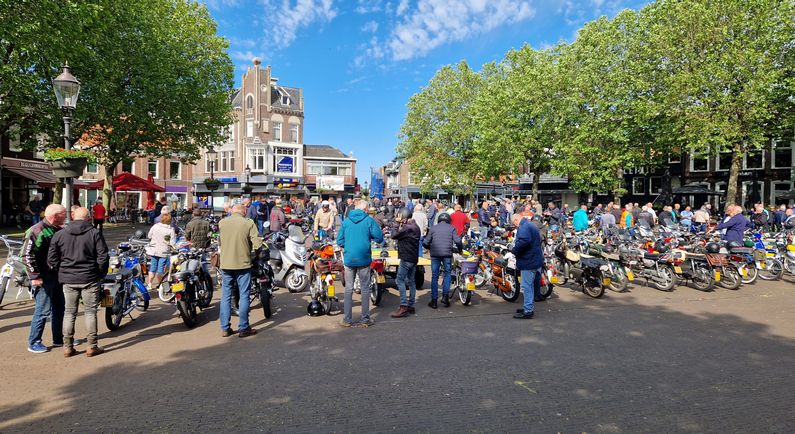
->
[203,0,242,10]
[231,50,264,62]
[355,0,383,14]
[395,0,409,15]
[262,0,337,49]
[361,20,379,33]
[382,0,536,61]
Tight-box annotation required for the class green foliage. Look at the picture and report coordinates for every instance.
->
[42,148,97,162]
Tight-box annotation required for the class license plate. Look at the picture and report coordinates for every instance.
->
[376,275,385,284]
[0,264,12,277]
[741,267,748,276]
[674,266,683,274]
[100,293,113,307]
[714,271,721,282]
[466,282,476,291]
[759,261,766,269]
[550,276,559,284]
[327,285,335,297]
[171,282,185,292]
[626,271,634,281]
[602,278,612,286]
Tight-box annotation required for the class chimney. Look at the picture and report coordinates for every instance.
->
[252,57,261,67]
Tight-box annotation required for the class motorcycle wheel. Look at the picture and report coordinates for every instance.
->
[608,267,628,292]
[539,281,554,299]
[176,299,198,328]
[158,283,175,303]
[500,274,520,302]
[105,293,125,331]
[286,269,309,293]
[135,292,149,311]
[741,264,758,285]
[651,265,676,292]
[474,263,488,288]
[197,274,214,309]
[415,266,425,290]
[456,272,472,306]
[0,275,10,305]
[758,258,784,281]
[784,257,795,275]
[261,287,272,319]
[583,276,605,299]
[370,274,383,306]
[717,266,742,290]
[691,265,714,291]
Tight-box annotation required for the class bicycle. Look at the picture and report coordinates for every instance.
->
[0,234,31,306]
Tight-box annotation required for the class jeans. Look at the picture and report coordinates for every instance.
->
[533,270,542,300]
[430,256,452,300]
[344,266,371,324]
[520,269,540,314]
[418,236,424,258]
[27,280,65,346]
[256,219,265,236]
[220,269,252,331]
[396,260,417,307]
[31,214,41,225]
[63,281,101,347]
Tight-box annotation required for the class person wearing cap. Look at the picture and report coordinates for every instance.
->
[314,200,334,239]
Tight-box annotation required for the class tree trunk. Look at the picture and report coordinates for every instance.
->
[53,180,63,206]
[613,165,624,204]
[532,170,540,199]
[726,143,743,209]
[102,164,116,209]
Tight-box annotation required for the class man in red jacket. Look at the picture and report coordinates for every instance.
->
[92,200,106,233]
[449,204,469,236]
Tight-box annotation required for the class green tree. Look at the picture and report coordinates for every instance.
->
[397,61,483,196]
[646,0,795,206]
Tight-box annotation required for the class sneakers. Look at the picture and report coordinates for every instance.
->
[428,299,438,309]
[28,342,49,354]
[63,347,77,358]
[221,328,236,337]
[238,327,257,338]
[360,318,375,328]
[86,346,105,357]
[390,305,410,318]
[513,311,534,319]
[340,320,356,328]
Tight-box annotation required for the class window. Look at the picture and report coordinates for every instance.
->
[649,177,662,194]
[742,181,765,207]
[228,124,235,144]
[690,153,709,172]
[289,123,299,143]
[773,181,793,204]
[148,160,159,178]
[716,148,732,171]
[273,147,296,173]
[669,154,681,164]
[169,161,180,180]
[306,161,353,176]
[205,155,217,173]
[281,92,290,105]
[246,120,254,138]
[772,141,793,169]
[122,161,134,174]
[86,162,98,174]
[632,178,645,195]
[220,151,235,172]
[272,121,282,141]
[250,148,266,171]
[246,95,254,115]
[744,151,764,170]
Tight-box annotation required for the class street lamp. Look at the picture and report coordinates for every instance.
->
[53,64,81,223]
[206,148,217,212]
[245,164,251,185]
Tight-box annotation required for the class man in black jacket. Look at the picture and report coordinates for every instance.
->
[47,207,109,358]
[423,212,462,309]
[390,208,420,318]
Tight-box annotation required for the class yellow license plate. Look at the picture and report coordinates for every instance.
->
[108,267,114,274]
[100,295,114,307]
[626,271,634,281]
[466,282,476,291]
[171,282,185,292]
[550,276,559,284]
[674,266,683,274]
[714,271,721,282]
[741,267,748,277]
[376,275,385,284]
[602,278,612,286]
[766,252,775,258]
[327,285,335,297]
[759,261,766,269]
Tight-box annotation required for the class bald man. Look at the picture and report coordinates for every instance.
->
[218,203,262,338]
[48,207,108,357]
[23,204,67,354]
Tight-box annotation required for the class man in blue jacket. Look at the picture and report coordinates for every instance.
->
[572,204,589,232]
[337,200,384,327]
[710,205,753,244]
[511,214,544,319]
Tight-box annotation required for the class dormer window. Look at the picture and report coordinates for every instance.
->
[281,93,290,105]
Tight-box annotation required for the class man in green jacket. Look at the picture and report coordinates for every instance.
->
[219,204,262,338]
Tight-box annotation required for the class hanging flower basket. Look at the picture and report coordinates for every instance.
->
[242,184,254,194]
[44,148,95,178]
[204,178,221,191]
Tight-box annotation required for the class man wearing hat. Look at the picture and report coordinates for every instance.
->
[314,200,335,239]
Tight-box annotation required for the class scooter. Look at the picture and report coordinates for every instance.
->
[548,241,610,298]
[267,225,310,293]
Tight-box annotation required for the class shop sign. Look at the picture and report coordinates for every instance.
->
[317,175,345,191]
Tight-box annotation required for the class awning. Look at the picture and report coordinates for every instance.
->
[114,172,165,192]
[3,166,56,184]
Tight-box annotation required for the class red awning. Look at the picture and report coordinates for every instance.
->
[114,172,165,192]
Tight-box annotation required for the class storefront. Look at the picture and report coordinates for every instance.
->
[0,157,55,226]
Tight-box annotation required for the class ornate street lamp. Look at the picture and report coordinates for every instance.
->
[52,64,81,222]
[242,164,253,195]
[206,148,218,211]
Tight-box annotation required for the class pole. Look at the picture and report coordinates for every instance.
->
[209,161,214,215]
[63,113,72,223]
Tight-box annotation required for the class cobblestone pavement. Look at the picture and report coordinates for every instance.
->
[0,225,793,433]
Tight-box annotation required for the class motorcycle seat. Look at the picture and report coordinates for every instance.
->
[602,252,620,261]
[643,252,661,260]
[730,247,753,254]
[493,257,508,267]
[104,268,133,283]
[579,257,604,268]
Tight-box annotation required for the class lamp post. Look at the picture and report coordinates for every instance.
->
[206,148,217,212]
[52,64,80,223]
[244,164,252,195]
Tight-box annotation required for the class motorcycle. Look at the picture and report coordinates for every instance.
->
[307,240,344,315]
[548,241,610,299]
[267,225,310,293]
[481,242,520,302]
[103,242,152,330]
[666,248,715,291]
[0,235,30,305]
[450,253,479,305]
[617,245,676,291]
[231,247,276,319]
[165,245,214,328]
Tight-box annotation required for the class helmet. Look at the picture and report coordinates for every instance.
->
[656,244,669,253]
[727,240,743,249]
[307,300,326,316]
[133,229,147,240]
[398,207,412,221]
[744,240,755,247]
[321,200,329,207]
[705,242,720,253]
[437,212,451,224]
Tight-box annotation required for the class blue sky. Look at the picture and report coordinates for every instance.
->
[203,0,648,183]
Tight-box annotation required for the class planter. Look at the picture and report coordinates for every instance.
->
[50,158,87,178]
[242,185,254,194]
